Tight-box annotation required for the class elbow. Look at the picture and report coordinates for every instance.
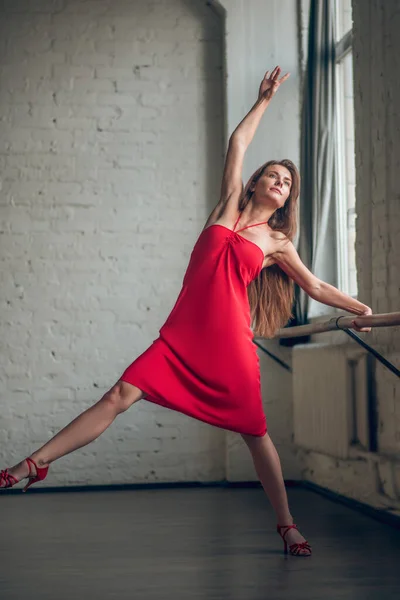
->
[305,278,323,300]
[229,133,248,150]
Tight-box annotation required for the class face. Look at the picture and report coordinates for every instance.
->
[254,164,292,208]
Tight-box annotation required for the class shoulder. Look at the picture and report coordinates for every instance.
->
[270,230,287,241]
[269,230,291,249]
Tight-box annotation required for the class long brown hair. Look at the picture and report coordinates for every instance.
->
[239,159,300,338]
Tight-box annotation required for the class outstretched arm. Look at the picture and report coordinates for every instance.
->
[272,239,372,332]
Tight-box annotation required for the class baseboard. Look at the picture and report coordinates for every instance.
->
[299,480,400,530]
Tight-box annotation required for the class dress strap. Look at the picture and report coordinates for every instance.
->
[235,220,270,233]
[233,213,242,232]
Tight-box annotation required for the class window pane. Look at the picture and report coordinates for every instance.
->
[336,50,357,297]
[335,0,352,40]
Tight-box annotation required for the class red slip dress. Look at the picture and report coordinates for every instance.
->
[119,213,269,437]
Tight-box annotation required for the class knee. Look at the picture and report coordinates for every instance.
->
[103,381,142,414]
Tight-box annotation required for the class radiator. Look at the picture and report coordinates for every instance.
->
[292,343,370,458]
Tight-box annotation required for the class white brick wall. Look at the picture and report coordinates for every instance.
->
[0,0,226,486]
[0,0,305,489]
[349,0,400,494]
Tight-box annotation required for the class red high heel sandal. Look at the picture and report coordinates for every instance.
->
[0,457,49,492]
[277,523,312,556]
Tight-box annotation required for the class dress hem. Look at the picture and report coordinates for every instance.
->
[119,375,267,438]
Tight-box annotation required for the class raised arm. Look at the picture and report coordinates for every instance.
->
[231,66,290,147]
[273,238,373,332]
[203,67,290,228]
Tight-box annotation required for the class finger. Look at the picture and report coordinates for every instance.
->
[263,70,270,79]
[271,66,279,79]
[351,320,371,333]
[279,72,290,83]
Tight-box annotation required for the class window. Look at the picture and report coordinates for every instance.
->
[334,0,357,297]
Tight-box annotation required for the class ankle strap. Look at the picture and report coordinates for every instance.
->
[277,523,298,537]
[26,457,38,476]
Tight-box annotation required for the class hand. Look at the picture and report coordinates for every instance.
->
[351,307,372,333]
[258,66,290,101]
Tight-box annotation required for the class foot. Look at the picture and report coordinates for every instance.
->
[0,460,30,487]
[0,457,48,488]
[284,526,308,549]
[277,523,312,556]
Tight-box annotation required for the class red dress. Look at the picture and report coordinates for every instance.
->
[120,213,268,436]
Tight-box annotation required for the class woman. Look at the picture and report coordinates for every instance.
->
[1,66,372,557]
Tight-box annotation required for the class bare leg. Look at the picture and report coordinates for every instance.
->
[1,381,143,484]
[242,432,309,550]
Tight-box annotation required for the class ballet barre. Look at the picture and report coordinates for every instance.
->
[253,311,400,377]
[274,311,400,339]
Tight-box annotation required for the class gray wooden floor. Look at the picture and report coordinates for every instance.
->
[1,486,399,600]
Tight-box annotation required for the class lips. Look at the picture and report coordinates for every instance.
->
[270,187,282,195]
